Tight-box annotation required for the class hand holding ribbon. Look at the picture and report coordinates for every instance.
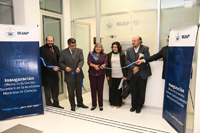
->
[72,71,87,92]
[135,59,144,65]
[40,57,62,72]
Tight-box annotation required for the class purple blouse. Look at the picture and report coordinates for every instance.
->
[87,52,107,76]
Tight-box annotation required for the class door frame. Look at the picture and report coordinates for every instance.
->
[40,10,66,101]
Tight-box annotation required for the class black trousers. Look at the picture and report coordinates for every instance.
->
[44,85,59,106]
[130,75,147,110]
[109,78,122,106]
[66,81,83,107]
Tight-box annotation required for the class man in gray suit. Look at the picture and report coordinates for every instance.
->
[125,35,151,113]
[59,38,88,111]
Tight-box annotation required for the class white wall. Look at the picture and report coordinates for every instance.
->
[63,0,71,49]
[13,0,41,45]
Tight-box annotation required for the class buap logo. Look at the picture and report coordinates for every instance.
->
[104,19,115,31]
[5,28,16,38]
[175,32,181,42]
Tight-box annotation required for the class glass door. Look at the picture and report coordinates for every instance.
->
[40,10,66,101]
[42,15,63,94]
[74,22,91,92]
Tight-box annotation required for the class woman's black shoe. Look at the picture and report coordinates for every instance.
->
[91,107,96,111]
[99,107,103,111]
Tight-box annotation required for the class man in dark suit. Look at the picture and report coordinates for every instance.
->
[135,36,169,79]
[125,35,151,113]
[40,36,64,109]
[59,38,88,111]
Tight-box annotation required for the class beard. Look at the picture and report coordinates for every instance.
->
[47,43,54,48]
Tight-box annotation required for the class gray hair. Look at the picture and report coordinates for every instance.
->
[93,42,104,53]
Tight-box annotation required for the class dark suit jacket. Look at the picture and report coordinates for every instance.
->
[87,52,107,75]
[145,46,168,79]
[106,51,127,87]
[40,44,60,86]
[125,45,151,80]
[59,48,84,83]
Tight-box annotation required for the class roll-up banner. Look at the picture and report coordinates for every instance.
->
[163,25,199,133]
[0,24,43,120]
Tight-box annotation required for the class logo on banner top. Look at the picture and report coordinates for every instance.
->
[175,32,182,42]
[5,28,16,38]
[4,28,30,38]
[175,32,191,42]
[104,19,115,31]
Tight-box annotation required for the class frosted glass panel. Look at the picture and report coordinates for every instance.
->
[75,23,90,91]
[100,9,157,55]
[71,0,95,19]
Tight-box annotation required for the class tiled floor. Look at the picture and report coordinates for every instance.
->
[0,92,193,133]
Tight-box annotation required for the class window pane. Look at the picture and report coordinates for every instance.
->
[71,0,96,19]
[40,0,62,14]
[0,0,12,5]
[100,0,157,56]
[0,5,13,24]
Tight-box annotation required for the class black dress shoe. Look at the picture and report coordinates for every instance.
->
[77,104,89,108]
[136,109,141,113]
[53,105,64,109]
[71,107,75,111]
[57,105,64,109]
[99,107,103,111]
[90,107,96,111]
[130,107,136,112]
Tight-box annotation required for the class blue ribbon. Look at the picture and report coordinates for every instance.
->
[103,61,135,69]
[40,57,62,72]
[72,71,87,92]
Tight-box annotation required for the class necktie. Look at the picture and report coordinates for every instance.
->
[51,47,54,53]
[72,51,74,55]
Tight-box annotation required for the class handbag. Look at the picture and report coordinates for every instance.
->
[121,80,130,99]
